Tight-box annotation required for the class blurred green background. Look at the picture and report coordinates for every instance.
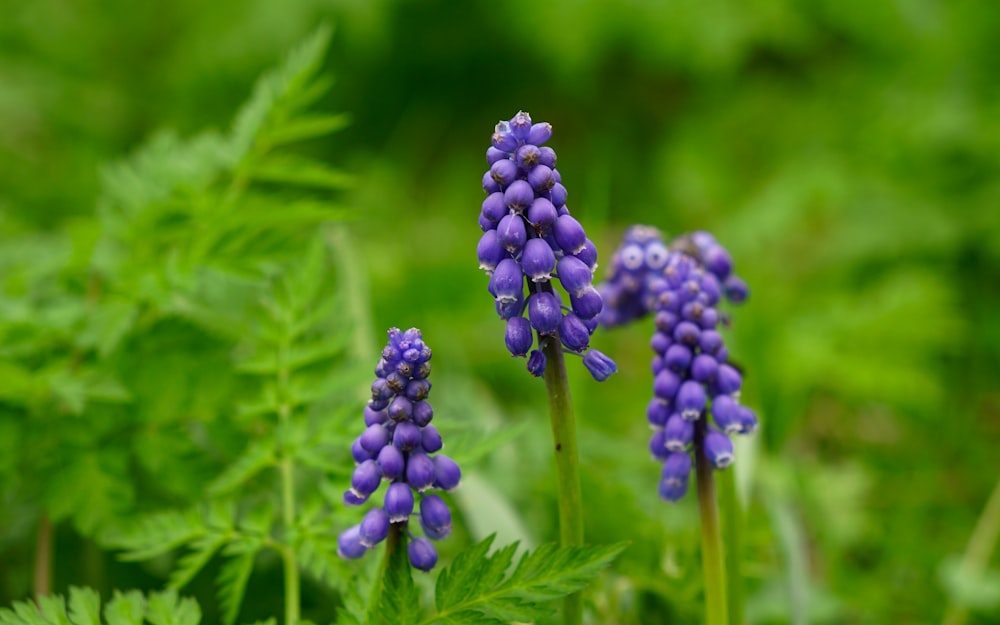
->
[2,1,1000,623]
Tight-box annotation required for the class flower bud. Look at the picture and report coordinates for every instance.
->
[408,537,438,572]
[420,494,453,539]
[558,312,590,353]
[528,292,562,334]
[433,455,462,491]
[393,421,421,451]
[676,381,707,420]
[405,453,436,491]
[350,459,382,498]
[704,429,734,469]
[421,424,443,453]
[384,482,414,523]
[412,400,433,426]
[527,349,546,377]
[664,414,694,451]
[497,213,527,254]
[528,122,553,145]
[359,508,390,548]
[337,526,367,559]
[522,238,556,282]
[377,444,405,480]
[504,180,534,213]
[553,214,586,254]
[504,316,533,357]
[582,350,617,381]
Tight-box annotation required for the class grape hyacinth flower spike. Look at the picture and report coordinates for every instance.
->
[338,328,461,572]
[479,111,617,625]
[629,249,758,503]
[478,110,616,381]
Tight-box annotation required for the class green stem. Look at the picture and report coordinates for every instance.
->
[277,343,300,625]
[367,525,404,625]
[540,336,584,625]
[717,468,744,625]
[33,514,52,600]
[941,477,1000,625]
[695,423,729,625]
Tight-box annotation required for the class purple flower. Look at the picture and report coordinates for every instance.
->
[339,328,462,570]
[595,231,759,502]
[408,537,438,572]
[476,111,615,381]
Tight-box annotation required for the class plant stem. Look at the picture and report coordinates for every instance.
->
[33,514,52,599]
[695,422,729,625]
[941,477,1000,625]
[277,342,301,625]
[367,524,404,624]
[540,336,584,625]
[717,467,744,625]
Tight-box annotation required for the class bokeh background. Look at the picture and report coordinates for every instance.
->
[2,1,999,624]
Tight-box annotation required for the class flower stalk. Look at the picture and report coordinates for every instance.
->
[541,335,585,625]
[695,421,729,625]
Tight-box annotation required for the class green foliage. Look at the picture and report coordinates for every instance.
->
[0,588,200,625]
[421,537,627,625]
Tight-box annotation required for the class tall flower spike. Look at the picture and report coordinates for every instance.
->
[478,111,616,380]
[639,250,757,502]
[337,328,462,571]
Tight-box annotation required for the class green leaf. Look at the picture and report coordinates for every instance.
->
[207,438,276,497]
[266,113,351,146]
[168,534,228,590]
[216,546,259,625]
[374,537,423,625]
[106,509,205,561]
[247,155,354,190]
[67,587,102,625]
[146,590,201,625]
[424,537,627,625]
[37,595,71,625]
[103,591,146,625]
[229,25,333,161]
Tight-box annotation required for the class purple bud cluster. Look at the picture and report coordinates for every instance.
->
[641,251,758,502]
[338,328,461,572]
[478,111,616,382]
[597,226,749,328]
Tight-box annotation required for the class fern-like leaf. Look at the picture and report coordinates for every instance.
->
[207,438,276,497]
[216,543,260,625]
[423,537,627,625]
[168,534,228,590]
[0,589,201,625]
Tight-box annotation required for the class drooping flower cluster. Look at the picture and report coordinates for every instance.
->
[597,226,749,328]
[641,251,758,502]
[476,111,616,382]
[337,328,461,571]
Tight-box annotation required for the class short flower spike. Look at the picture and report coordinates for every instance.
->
[337,328,461,570]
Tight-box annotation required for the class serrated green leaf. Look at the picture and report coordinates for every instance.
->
[423,538,627,625]
[0,599,47,625]
[36,596,71,625]
[208,439,276,497]
[67,587,101,625]
[107,509,205,561]
[146,590,201,625]
[103,591,145,625]
[238,502,275,537]
[216,548,258,625]
[247,156,354,190]
[374,537,423,625]
[267,114,350,146]
[228,25,333,161]
[168,534,227,590]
